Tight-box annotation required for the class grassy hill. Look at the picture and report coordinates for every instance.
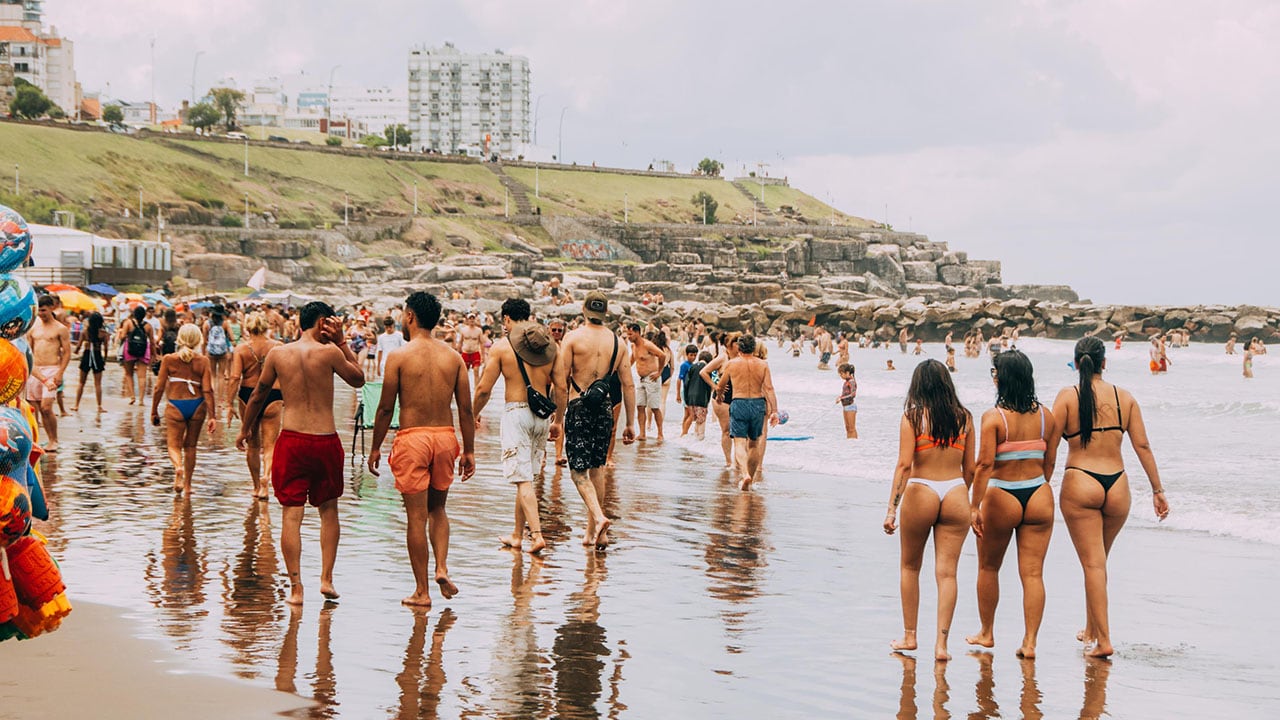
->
[0,121,871,233]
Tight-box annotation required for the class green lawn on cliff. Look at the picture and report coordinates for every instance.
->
[0,121,870,229]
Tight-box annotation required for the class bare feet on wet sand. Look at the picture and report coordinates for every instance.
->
[286,586,305,606]
[1016,645,1037,659]
[738,477,753,492]
[320,581,340,601]
[965,630,994,649]
[435,573,459,600]
[1085,641,1114,659]
[582,518,612,550]
[526,531,546,554]
[499,534,522,551]
[935,643,952,662]
[401,591,432,608]
[890,630,918,653]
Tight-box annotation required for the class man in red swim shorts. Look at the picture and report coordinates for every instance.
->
[237,301,364,606]
[456,312,486,387]
[369,291,475,608]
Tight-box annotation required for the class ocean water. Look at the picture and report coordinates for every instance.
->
[673,336,1279,546]
[31,338,1280,718]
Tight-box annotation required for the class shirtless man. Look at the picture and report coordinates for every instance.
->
[473,298,556,554]
[816,328,834,370]
[554,291,636,549]
[625,322,667,441]
[264,304,286,340]
[25,296,71,452]
[367,292,475,607]
[715,334,779,491]
[836,332,850,367]
[548,318,568,466]
[236,301,364,606]
[899,327,910,354]
[456,312,486,386]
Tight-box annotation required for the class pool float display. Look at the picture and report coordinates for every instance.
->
[0,208,71,642]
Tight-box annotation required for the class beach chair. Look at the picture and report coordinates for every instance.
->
[351,381,400,462]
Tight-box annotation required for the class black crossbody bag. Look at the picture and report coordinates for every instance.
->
[570,335,618,410]
[515,354,557,419]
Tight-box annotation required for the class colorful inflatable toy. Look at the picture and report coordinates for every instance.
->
[0,205,32,274]
[0,275,36,341]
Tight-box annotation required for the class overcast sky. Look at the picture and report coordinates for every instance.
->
[54,0,1280,306]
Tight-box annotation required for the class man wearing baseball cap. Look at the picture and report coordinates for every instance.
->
[553,291,636,549]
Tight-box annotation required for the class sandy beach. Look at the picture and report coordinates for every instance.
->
[1,601,313,720]
[7,339,1279,718]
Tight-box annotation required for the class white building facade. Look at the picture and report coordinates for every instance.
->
[330,86,406,138]
[407,43,530,156]
[0,2,76,115]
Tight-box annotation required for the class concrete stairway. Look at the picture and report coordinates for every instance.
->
[487,164,535,216]
[731,181,777,224]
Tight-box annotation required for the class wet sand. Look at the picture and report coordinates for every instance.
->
[16,369,1280,718]
[1,601,313,720]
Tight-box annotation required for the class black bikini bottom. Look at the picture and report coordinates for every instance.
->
[1066,466,1124,493]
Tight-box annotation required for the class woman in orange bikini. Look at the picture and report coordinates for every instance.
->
[1051,336,1170,658]
[885,359,975,661]
[966,349,1058,658]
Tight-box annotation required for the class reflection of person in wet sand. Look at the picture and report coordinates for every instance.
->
[368,292,476,607]
[236,301,365,606]
[967,651,1044,720]
[552,552,624,719]
[489,553,549,717]
[275,604,338,707]
[395,609,457,720]
[152,496,208,642]
[704,491,768,643]
[220,501,283,673]
[1078,658,1111,720]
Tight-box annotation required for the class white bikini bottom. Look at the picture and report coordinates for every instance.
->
[907,477,966,502]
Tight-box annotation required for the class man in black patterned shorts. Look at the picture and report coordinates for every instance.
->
[553,291,635,550]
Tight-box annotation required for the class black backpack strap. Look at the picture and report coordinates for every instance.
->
[515,353,551,394]
[607,334,618,379]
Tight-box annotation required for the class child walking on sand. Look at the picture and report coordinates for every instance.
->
[837,363,858,439]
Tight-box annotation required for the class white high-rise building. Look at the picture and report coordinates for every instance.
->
[407,43,530,156]
[0,1,77,117]
[330,86,406,138]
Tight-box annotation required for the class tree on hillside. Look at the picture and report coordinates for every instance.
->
[102,104,124,125]
[697,157,723,177]
[359,134,387,148]
[186,102,221,133]
[9,83,54,119]
[691,190,718,224]
[384,124,412,148]
[209,87,246,130]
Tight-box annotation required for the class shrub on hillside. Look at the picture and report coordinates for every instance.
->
[219,214,243,227]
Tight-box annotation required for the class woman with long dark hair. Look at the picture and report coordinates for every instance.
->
[1051,336,1169,658]
[227,312,283,500]
[73,311,109,413]
[118,304,153,404]
[966,349,1058,658]
[885,359,974,661]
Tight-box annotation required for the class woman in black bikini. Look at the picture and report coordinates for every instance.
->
[1050,336,1170,658]
[966,349,1058,658]
[227,312,283,500]
[73,311,109,413]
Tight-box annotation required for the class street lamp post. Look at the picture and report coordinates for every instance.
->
[243,137,249,177]
[557,107,567,164]
[13,164,18,196]
[532,94,545,145]
[244,193,250,228]
[327,65,342,136]
[344,192,349,226]
[190,50,204,105]
[534,163,539,198]
[413,181,418,216]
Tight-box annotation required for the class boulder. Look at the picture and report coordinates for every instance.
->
[902,261,939,283]
[1235,315,1270,335]
[809,238,845,262]
[183,253,256,290]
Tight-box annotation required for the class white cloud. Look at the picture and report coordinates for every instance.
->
[45,0,1280,304]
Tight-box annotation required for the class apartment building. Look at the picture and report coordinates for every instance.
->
[407,43,530,156]
[0,1,77,115]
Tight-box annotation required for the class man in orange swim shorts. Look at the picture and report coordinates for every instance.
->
[236,301,365,606]
[368,291,475,608]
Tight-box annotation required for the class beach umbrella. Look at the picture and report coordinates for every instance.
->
[143,292,172,307]
[42,283,80,293]
[190,301,215,310]
[86,283,119,297]
[56,290,102,313]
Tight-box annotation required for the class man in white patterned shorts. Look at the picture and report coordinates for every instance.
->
[473,298,557,554]
[625,322,666,441]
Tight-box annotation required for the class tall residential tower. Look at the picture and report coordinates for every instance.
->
[407,43,529,156]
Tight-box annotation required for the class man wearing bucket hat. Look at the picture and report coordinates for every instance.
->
[553,291,636,550]
[473,298,557,554]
